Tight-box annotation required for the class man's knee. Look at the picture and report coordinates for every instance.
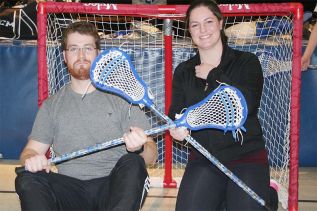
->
[115,153,147,177]
[15,172,48,194]
[119,153,146,168]
[15,172,34,193]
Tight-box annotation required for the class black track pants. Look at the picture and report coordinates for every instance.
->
[15,153,149,211]
[176,160,270,211]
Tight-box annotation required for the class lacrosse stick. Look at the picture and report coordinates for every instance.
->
[15,85,242,173]
[90,47,271,210]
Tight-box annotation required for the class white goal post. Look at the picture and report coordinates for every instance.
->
[37,2,302,210]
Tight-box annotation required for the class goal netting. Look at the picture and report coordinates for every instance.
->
[37,2,302,210]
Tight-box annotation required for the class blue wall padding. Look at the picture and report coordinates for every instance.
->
[300,69,317,166]
[0,44,38,159]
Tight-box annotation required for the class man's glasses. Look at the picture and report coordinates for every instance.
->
[65,46,97,55]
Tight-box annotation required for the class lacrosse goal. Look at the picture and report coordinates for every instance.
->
[37,2,302,210]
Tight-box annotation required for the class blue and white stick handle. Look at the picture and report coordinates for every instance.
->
[90,48,270,210]
[15,124,170,174]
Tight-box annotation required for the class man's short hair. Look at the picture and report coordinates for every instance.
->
[61,21,101,50]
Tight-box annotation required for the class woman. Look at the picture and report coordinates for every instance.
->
[168,0,270,210]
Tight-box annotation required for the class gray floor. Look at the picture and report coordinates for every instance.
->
[1,160,316,211]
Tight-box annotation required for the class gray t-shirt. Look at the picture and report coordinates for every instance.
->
[30,84,151,180]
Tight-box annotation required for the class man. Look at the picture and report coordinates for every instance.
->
[15,21,158,211]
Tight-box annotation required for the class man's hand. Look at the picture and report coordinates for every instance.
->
[123,126,147,153]
[24,154,51,173]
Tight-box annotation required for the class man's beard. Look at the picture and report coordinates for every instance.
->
[68,60,91,80]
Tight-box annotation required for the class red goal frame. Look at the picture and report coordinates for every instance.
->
[37,2,302,210]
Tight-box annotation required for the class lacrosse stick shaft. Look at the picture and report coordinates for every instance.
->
[185,135,266,207]
[15,123,175,174]
[148,105,268,209]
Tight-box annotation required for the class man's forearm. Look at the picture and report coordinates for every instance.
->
[20,148,39,165]
[141,137,158,165]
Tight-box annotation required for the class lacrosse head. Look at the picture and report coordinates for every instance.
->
[90,47,153,106]
[175,85,248,132]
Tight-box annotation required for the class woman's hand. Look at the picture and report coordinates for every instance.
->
[169,127,189,141]
[195,63,215,80]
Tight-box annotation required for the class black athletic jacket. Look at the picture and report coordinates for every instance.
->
[169,45,266,162]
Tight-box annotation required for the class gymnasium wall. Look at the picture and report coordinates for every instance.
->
[0,40,316,167]
[300,44,317,167]
[0,41,38,159]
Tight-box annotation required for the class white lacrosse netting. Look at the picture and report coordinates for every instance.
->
[92,49,147,102]
[184,86,246,131]
[37,2,302,210]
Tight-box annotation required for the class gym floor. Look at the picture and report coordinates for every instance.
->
[1,159,316,211]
